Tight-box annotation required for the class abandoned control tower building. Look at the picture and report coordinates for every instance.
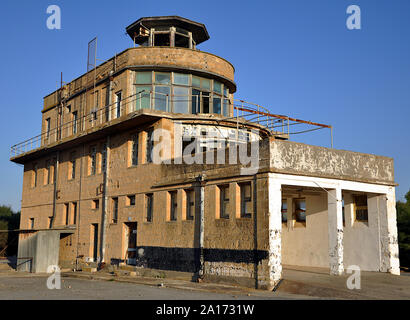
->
[10,16,400,289]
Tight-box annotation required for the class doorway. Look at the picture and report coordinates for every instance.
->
[124,222,137,265]
[91,224,98,262]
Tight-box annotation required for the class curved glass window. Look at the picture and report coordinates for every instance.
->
[155,72,171,85]
[136,72,152,84]
[134,71,232,116]
[173,86,189,114]
[154,86,170,111]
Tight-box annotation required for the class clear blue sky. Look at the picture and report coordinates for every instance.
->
[0,0,409,211]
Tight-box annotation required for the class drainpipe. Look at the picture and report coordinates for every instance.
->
[51,151,60,228]
[75,143,85,271]
[196,174,206,279]
[100,135,110,264]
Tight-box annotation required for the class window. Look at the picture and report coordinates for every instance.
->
[191,89,200,114]
[281,200,287,223]
[154,32,170,46]
[202,92,210,113]
[173,73,189,86]
[135,86,151,110]
[192,76,201,88]
[72,111,78,134]
[131,134,138,166]
[64,203,69,225]
[155,72,171,85]
[146,193,153,222]
[32,163,38,187]
[154,86,170,111]
[213,96,221,114]
[169,191,177,221]
[146,129,153,163]
[48,217,53,229]
[240,182,252,218]
[213,81,222,94]
[294,199,306,223]
[219,185,229,219]
[173,86,189,113]
[92,199,99,210]
[136,72,152,84]
[223,98,229,117]
[112,198,118,223]
[90,146,97,175]
[45,159,51,185]
[72,202,77,225]
[201,78,211,91]
[185,189,195,220]
[354,195,368,222]
[29,218,34,230]
[127,195,136,206]
[101,143,107,173]
[69,152,76,180]
[115,91,122,118]
[46,118,51,139]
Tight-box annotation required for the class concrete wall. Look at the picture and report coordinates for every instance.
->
[343,193,381,271]
[281,193,330,268]
[270,140,395,186]
[17,231,60,273]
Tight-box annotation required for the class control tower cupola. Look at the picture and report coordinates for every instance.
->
[126,16,210,49]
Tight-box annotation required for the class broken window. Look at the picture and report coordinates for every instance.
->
[92,199,99,210]
[45,118,51,140]
[131,133,138,166]
[69,152,76,180]
[29,218,34,230]
[64,203,69,225]
[72,202,77,225]
[72,111,78,134]
[240,182,252,218]
[219,185,230,219]
[112,197,118,224]
[101,143,107,173]
[127,195,136,206]
[115,91,122,118]
[281,200,287,223]
[89,146,97,175]
[45,159,51,185]
[146,193,153,222]
[146,129,153,163]
[185,189,195,220]
[354,195,368,222]
[294,199,306,223]
[169,191,177,221]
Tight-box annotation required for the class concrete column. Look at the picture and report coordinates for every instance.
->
[327,188,344,275]
[379,188,400,275]
[267,175,282,289]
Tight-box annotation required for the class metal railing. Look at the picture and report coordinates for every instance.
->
[10,90,332,158]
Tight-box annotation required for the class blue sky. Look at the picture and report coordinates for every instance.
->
[0,0,409,211]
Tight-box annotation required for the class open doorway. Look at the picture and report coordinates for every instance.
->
[124,222,137,265]
[90,224,98,262]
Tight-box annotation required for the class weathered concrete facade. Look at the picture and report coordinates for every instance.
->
[10,16,400,288]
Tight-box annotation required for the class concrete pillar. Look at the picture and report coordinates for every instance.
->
[267,175,282,289]
[327,188,344,275]
[379,188,400,275]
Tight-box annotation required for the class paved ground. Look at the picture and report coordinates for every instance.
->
[0,273,309,300]
[1,260,409,300]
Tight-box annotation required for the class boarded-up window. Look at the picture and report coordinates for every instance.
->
[146,194,153,222]
[112,198,118,224]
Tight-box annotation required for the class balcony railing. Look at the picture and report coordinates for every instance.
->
[10,91,332,159]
